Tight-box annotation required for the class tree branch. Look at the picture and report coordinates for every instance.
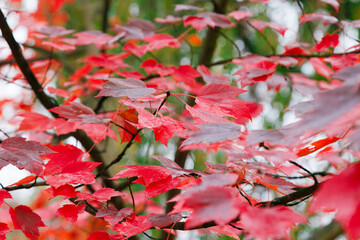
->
[0,9,117,199]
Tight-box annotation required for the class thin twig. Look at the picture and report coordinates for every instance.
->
[213,28,241,57]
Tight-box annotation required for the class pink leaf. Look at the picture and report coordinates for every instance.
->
[299,13,338,26]
[251,20,287,36]
[228,11,253,21]
[97,78,156,99]
[241,206,307,240]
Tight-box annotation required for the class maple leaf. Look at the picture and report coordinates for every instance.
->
[47,184,77,199]
[196,65,230,84]
[13,112,55,133]
[45,144,86,175]
[247,68,360,147]
[96,206,135,227]
[183,186,240,228]
[148,213,182,228]
[228,10,253,21]
[184,12,234,31]
[73,30,119,49]
[0,222,10,240]
[180,122,242,149]
[114,18,155,41]
[299,13,338,26]
[56,204,85,223]
[97,78,156,99]
[0,137,53,176]
[83,53,130,70]
[240,206,307,240]
[142,33,181,51]
[312,33,339,52]
[0,189,12,206]
[174,4,204,11]
[113,215,152,238]
[137,108,185,146]
[250,19,287,36]
[10,205,46,240]
[77,188,125,202]
[308,57,334,79]
[87,231,110,240]
[111,165,170,186]
[111,165,182,197]
[309,162,360,239]
[45,161,101,188]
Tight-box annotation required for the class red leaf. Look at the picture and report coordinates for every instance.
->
[241,206,307,240]
[180,122,242,149]
[148,213,182,228]
[47,184,77,198]
[309,163,360,239]
[137,108,185,146]
[113,215,152,238]
[309,57,334,79]
[0,137,53,176]
[77,188,125,202]
[197,84,246,103]
[196,65,230,84]
[56,204,85,223]
[184,12,234,31]
[297,136,339,157]
[45,161,101,188]
[50,102,105,124]
[0,189,12,206]
[228,10,253,21]
[7,175,36,187]
[96,206,135,227]
[0,222,10,240]
[114,18,155,41]
[87,231,110,240]
[97,78,156,99]
[47,87,71,98]
[83,54,130,70]
[111,165,170,186]
[142,33,181,51]
[173,186,240,228]
[14,112,55,132]
[10,205,46,240]
[73,30,117,49]
[299,13,338,26]
[312,33,339,52]
[174,4,204,11]
[36,26,74,38]
[251,20,287,36]
[45,144,86,175]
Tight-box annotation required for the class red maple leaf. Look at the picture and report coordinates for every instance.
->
[10,205,46,240]
[96,206,135,227]
[0,222,10,240]
[77,188,125,202]
[0,137,53,176]
[0,189,12,206]
[113,215,152,238]
[309,162,360,239]
[56,204,86,223]
[240,206,307,240]
[97,78,156,99]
